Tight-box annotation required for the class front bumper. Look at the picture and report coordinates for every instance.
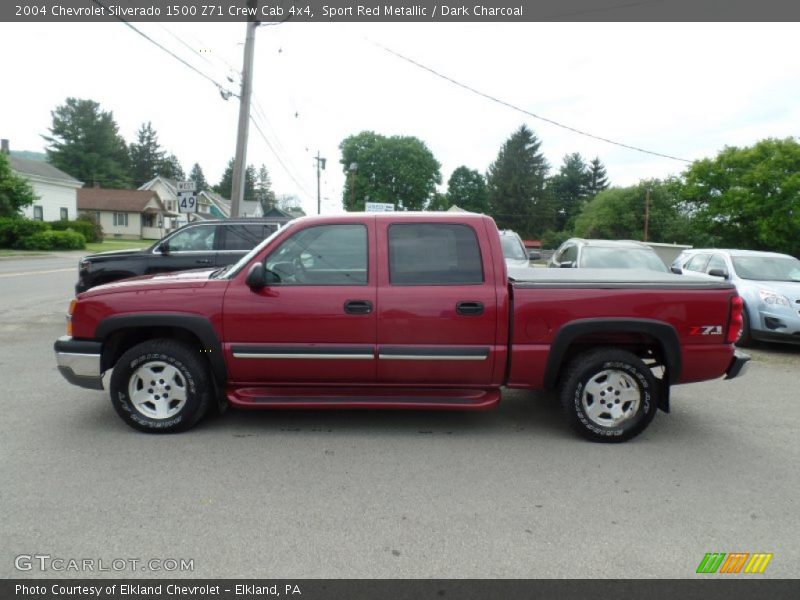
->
[724,351,750,380]
[54,336,104,390]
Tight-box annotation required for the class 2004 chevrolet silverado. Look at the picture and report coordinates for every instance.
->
[54,213,749,442]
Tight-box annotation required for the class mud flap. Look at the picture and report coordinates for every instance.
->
[658,378,670,413]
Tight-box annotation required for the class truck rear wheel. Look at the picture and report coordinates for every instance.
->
[109,339,212,433]
[560,349,658,443]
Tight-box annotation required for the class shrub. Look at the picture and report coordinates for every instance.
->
[76,212,104,242]
[0,217,50,248]
[16,230,85,250]
[51,219,97,242]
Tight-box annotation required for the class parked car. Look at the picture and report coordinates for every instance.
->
[75,219,285,294]
[55,213,747,441]
[499,229,539,268]
[548,238,669,272]
[671,249,800,346]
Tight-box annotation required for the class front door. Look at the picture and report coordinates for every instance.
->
[223,221,377,385]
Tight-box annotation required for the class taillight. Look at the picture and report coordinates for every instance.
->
[726,295,743,343]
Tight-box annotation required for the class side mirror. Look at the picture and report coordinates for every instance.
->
[559,261,575,268]
[670,266,683,274]
[708,268,729,279]
[245,263,266,288]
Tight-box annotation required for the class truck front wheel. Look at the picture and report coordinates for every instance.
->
[109,339,212,433]
[560,349,659,443]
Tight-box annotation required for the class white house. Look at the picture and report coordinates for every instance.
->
[138,176,180,229]
[3,140,82,221]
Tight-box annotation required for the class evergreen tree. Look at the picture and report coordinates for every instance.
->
[159,153,184,181]
[128,122,165,187]
[0,153,37,217]
[188,163,208,192]
[446,166,490,213]
[254,164,277,212]
[43,97,131,188]
[549,152,591,231]
[486,125,551,237]
[587,156,610,196]
[214,158,256,202]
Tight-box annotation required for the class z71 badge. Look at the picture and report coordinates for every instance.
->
[690,325,723,335]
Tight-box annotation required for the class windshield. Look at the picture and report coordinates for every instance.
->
[500,234,528,260]
[219,224,289,279]
[581,247,668,272]
[732,256,800,282]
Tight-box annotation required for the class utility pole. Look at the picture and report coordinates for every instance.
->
[230,0,259,218]
[314,151,326,215]
[643,186,651,242]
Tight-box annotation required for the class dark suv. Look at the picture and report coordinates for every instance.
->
[76,219,284,294]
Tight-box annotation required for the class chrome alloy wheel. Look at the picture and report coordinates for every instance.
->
[581,369,641,428]
[127,361,188,420]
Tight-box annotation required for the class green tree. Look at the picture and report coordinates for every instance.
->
[680,137,800,255]
[548,152,591,231]
[159,153,184,181]
[188,163,208,192]
[340,131,441,211]
[0,153,37,217]
[427,192,450,212]
[214,158,256,203]
[446,166,490,213]
[573,178,695,243]
[128,122,165,187]
[587,156,610,196]
[254,164,277,212]
[486,125,552,237]
[44,97,130,188]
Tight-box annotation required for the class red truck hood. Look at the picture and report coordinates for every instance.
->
[79,268,217,297]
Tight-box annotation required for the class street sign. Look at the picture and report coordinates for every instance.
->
[177,192,197,213]
[365,202,395,212]
[177,180,197,193]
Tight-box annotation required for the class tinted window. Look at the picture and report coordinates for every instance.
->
[223,224,277,251]
[266,224,367,285]
[685,253,710,272]
[389,223,483,285]
[167,225,216,251]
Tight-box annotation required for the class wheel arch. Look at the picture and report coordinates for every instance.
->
[96,314,226,386]
[543,318,681,391]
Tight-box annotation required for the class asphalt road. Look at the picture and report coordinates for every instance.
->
[1,254,797,579]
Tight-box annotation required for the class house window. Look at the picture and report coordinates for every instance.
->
[33,206,43,221]
[143,214,156,227]
[94,211,101,222]
[60,207,68,220]
[113,213,128,227]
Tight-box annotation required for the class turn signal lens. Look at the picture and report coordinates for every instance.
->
[66,299,77,336]
[726,295,744,344]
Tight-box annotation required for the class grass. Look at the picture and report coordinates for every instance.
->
[84,238,154,253]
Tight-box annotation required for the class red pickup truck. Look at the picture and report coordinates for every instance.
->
[54,213,748,442]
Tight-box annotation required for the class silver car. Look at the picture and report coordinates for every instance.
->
[671,249,800,346]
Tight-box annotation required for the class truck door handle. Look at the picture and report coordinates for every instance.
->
[195,258,212,265]
[456,301,484,316]
[344,300,373,315]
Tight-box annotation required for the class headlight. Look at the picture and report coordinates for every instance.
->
[758,290,790,307]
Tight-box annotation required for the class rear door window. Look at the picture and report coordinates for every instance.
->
[222,224,276,250]
[388,223,483,285]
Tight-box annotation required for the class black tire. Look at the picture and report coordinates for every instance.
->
[109,339,212,433]
[735,306,754,348]
[559,348,659,443]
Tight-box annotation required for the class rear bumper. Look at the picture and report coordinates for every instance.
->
[54,336,104,390]
[724,351,750,380]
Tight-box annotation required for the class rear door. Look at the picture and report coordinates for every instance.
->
[375,218,501,385]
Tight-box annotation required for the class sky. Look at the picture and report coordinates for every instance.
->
[1,21,798,215]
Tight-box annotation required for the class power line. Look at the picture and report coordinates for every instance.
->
[91,0,235,97]
[371,41,691,163]
[249,114,315,200]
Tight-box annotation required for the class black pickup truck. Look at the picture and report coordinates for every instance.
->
[76,219,283,294]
